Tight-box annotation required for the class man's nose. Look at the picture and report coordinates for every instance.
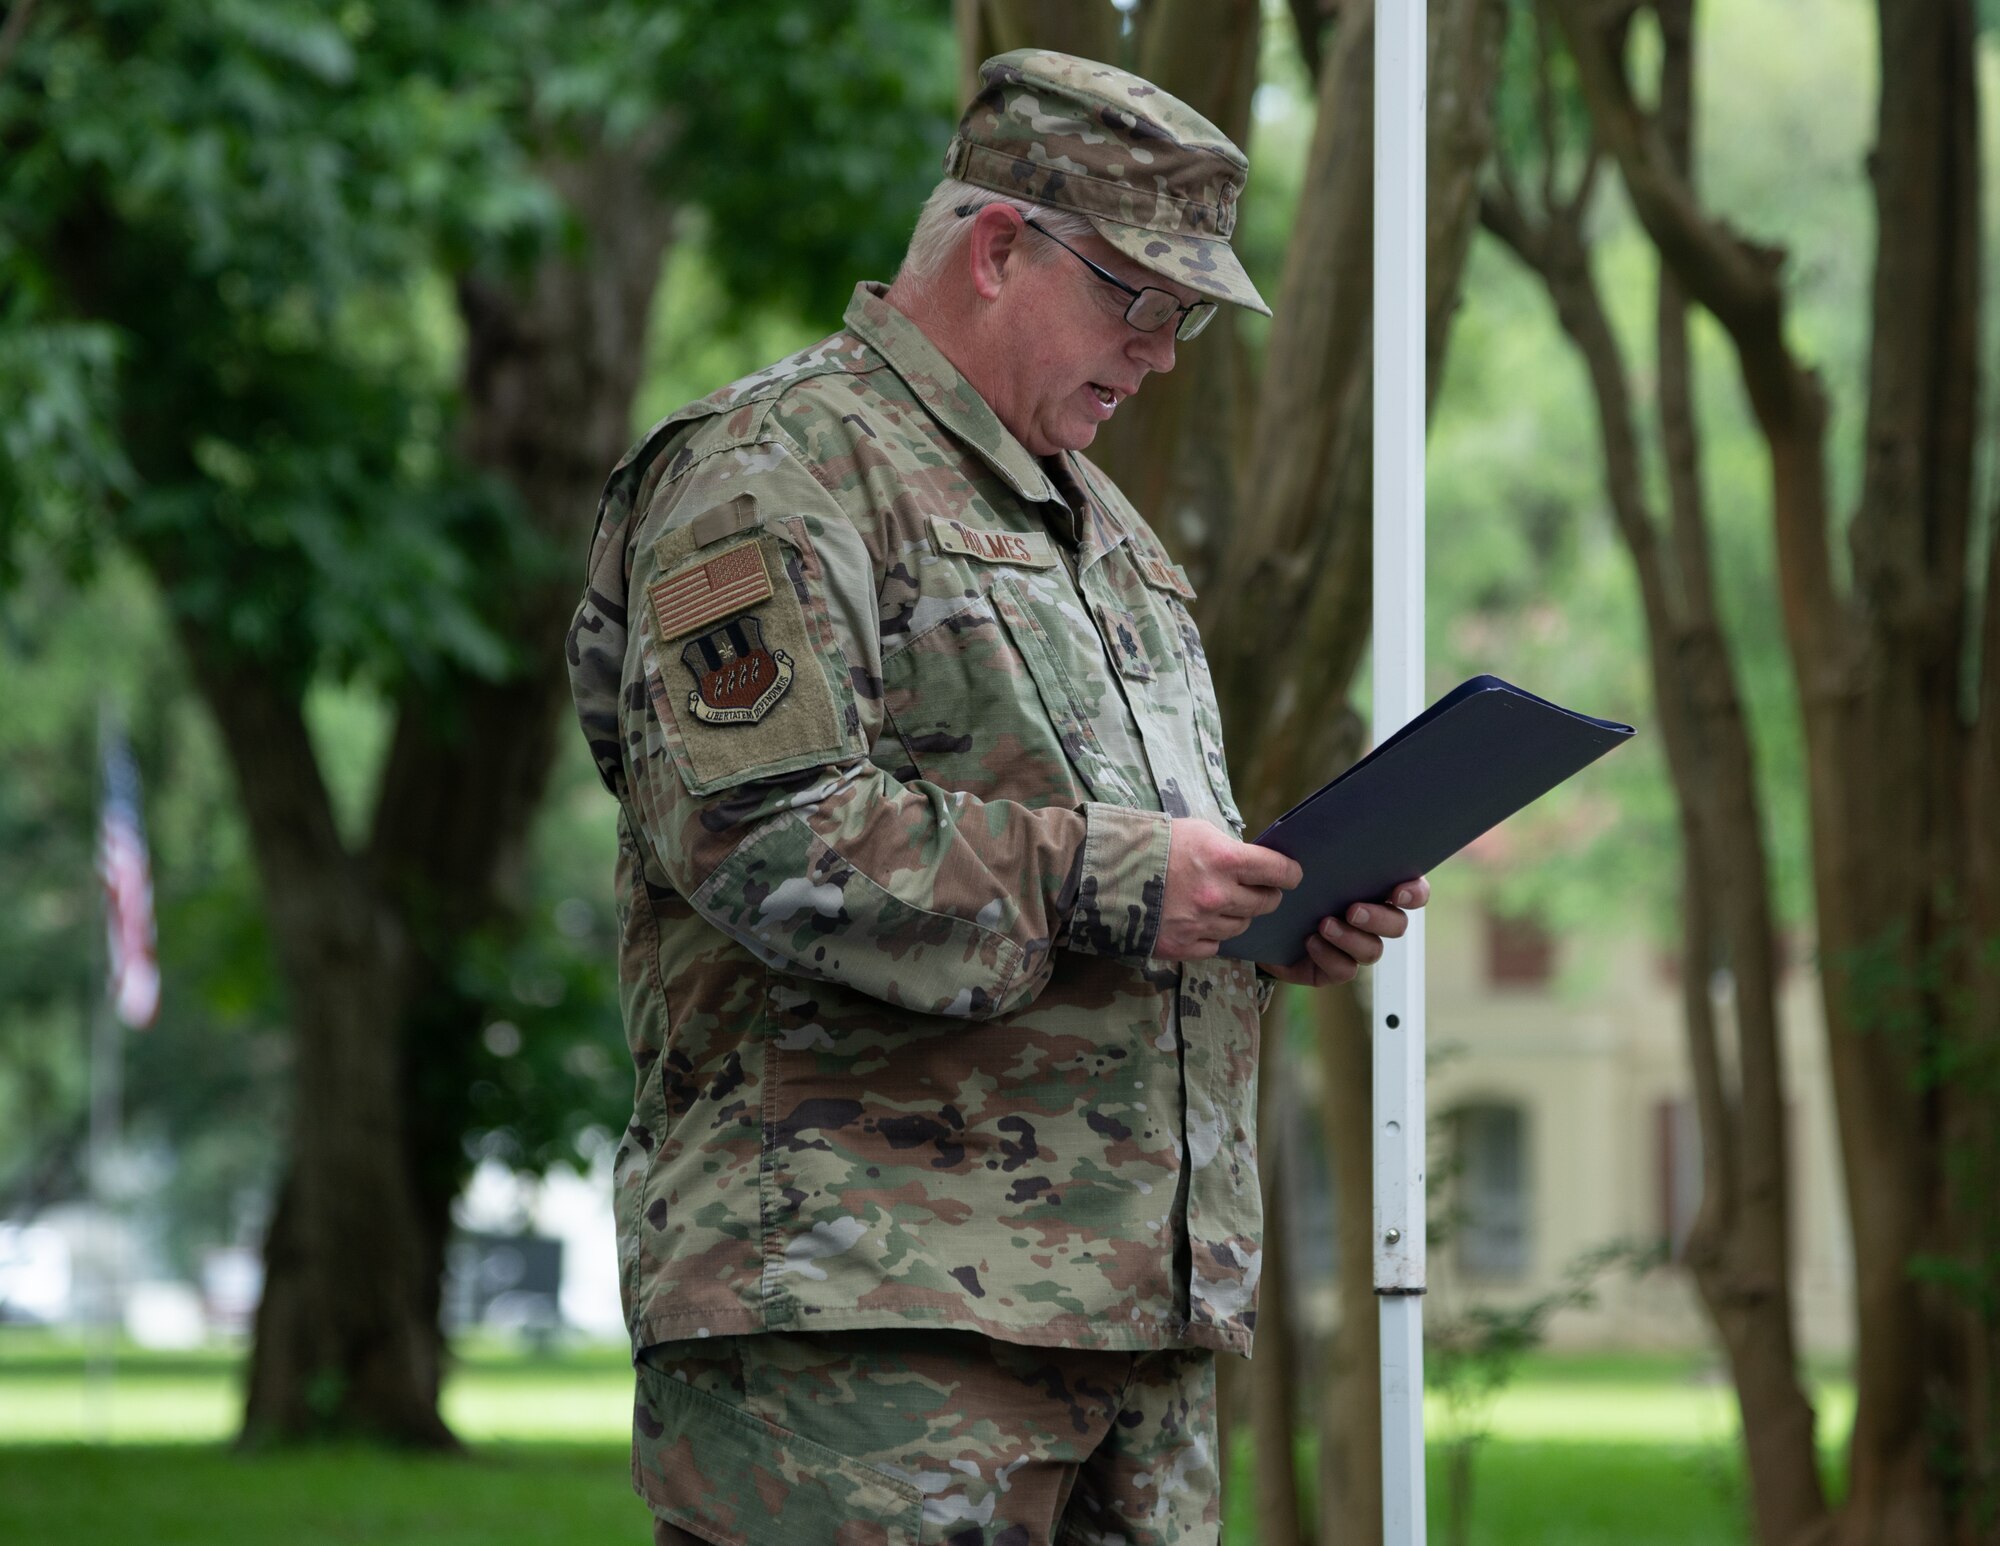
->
[1129,323,1177,375]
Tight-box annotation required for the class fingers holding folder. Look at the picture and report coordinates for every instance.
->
[1261,877,1432,987]
[1155,817,1431,983]
[1155,818,1303,960]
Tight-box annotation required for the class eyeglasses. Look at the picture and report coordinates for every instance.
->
[954,204,1218,342]
[1024,220,1218,342]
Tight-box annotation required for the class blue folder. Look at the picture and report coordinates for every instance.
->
[1219,676,1635,967]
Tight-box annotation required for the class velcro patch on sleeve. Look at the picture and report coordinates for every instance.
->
[645,529,850,798]
[684,492,761,550]
[649,538,773,641]
[928,514,1058,569]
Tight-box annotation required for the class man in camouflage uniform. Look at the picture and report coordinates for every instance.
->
[567,50,1429,1546]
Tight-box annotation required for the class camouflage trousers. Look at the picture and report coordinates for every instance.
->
[633,1327,1220,1546]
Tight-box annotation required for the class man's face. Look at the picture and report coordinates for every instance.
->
[982,225,1202,457]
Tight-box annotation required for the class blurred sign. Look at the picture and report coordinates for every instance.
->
[201,1245,264,1334]
[444,1232,564,1339]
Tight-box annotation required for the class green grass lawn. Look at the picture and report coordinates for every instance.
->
[0,1442,637,1546]
[0,1336,636,1445]
[0,1335,1852,1545]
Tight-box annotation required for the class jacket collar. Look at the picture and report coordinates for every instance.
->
[843,282,1059,509]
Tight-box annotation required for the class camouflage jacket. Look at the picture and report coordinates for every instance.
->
[568,283,1268,1358]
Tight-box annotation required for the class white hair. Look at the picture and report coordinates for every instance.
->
[895,178,1101,289]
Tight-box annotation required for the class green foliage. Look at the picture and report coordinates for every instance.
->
[453,891,625,1176]
[1,0,955,687]
[632,237,834,431]
[1491,0,1594,198]
[1,0,545,688]
[0,317,130,587]
[533,0,958,321]
[1428,1241,1668,1423]
[0,554,287,1252]
[0,0,958,1269]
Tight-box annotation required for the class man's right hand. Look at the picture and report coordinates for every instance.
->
[1155,818,1303,960]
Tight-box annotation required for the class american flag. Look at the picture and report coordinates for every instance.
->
[650,540,772,640]
[97,718,159,1030]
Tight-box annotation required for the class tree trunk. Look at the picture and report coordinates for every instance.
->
[191,658,450,1447]
[1315,979,1383,1546]
[1543,0,1991,1538]
[1830,8,1983,1542]
[1960,455,2000,1533]
[234,148,673,1443]
[1479,6,1828,1531]
[1205,0,1375,756]
[1205,0,1506,758]
[954,0,1124,101]
[1088,0,1262,561]
[378,147,675,1388]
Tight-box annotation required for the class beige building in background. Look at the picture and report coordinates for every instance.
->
[1280,889,1854,1358]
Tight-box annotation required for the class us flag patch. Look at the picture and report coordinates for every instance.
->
[650,539,773,641]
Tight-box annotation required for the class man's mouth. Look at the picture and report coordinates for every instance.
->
[1090,382,1120,409]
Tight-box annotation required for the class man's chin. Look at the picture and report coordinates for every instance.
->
[1022,426,1098,457]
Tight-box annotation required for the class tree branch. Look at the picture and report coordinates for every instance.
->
[0,0,40,80]
[1087,0,1262,560]
[1287,0,1327,81]
[1546,0,1843,689]
[1848,0,1980,651]
[1544,0,1780,331]
[1425,0,1509,401]
[1531,0,1561,216]
[1651,0,1713,632]
[1480,184,1672,620]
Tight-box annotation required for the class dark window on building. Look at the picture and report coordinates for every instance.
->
[1484,909,1555,987]
[1655,1098,1704,1260]
[1453,1101,1530,1279]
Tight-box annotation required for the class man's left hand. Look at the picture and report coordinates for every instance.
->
[1262,877,1432,987]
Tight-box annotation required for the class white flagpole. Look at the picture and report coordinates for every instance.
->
[1373,4,1428,1543]
[88,703,124,1442]
[86,970,121,1440]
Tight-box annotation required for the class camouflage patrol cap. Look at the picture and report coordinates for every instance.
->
[945,49,1272,318]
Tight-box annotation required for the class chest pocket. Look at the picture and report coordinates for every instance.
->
[879,569,1143,810]
[990,576,1145,806]
[1121,555,1246,834]
[1167,594,1245,831]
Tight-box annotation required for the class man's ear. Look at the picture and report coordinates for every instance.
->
[963,205,1025,302]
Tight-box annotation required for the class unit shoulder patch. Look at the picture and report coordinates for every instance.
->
[643,527,848,797]
[680,615,794,726]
